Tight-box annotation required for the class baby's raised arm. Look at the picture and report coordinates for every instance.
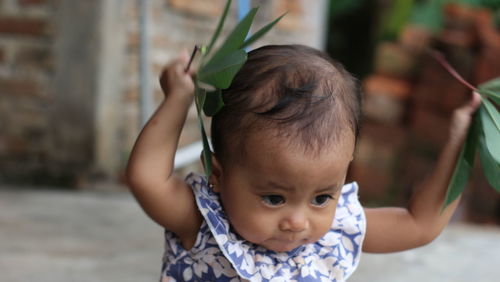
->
[362,92,482,253]
[126,51,202,248]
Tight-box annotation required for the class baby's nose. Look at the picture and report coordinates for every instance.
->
[279,212,309,233]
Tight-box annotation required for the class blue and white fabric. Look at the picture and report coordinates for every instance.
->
[161,173,366,281]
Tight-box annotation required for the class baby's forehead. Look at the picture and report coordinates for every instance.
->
[230,129,355,187]
[236,125,356,164]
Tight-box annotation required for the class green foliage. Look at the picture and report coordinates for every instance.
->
[198,49,247,89]
[205,7,258,67]
[480,99,500,163]
[203,89,224,117]
[329,0,366,18]
[240,12,287,49]
[479,134,500,192]
[205,0,232,57]
[193,0,284,177]
[443,77,500,210]
[380,0,415,40]
[479,78,500,104]
[382,0,500,39]
[443,113,478,208]
[410,0,444,33]
[199,118,212,177]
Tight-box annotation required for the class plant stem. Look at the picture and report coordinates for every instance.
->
[429,49,478,92]
[185,45,199,73]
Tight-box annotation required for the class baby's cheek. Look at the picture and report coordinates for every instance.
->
[314,209,336,239]
[232,211,274,243]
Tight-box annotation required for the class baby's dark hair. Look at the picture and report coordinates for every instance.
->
[211,44,362,164]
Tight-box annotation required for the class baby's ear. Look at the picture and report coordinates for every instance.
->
[200,152,223,192]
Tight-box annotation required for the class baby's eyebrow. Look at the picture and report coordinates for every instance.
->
[266,181,295,192]
[315,185,341,194]
[264,181,341,193]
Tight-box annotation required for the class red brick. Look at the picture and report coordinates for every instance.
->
[474,9,500,83]
[19,0,47,6]
[0,47,4,63]
[440,28,477,48]
[363,75,412,100]
[475,48,500,84]
[440,3,478,48]
[0,78,41,97]
[0,17,47,36]
[475,9,500,49]
[399,25,433,54]
[443,3,476,24]
[362,75,411,124]
[168,0,224,17]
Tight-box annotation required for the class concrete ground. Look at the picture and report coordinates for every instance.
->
[1,187,500,282]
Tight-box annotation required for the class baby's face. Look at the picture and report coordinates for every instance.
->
[212,130,355,252]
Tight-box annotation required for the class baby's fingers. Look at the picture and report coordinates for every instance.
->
[460,92,482,115]
[448,92,482,145]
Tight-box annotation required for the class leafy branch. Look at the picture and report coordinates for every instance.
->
[430,51,500,210]
[188,0,285,177]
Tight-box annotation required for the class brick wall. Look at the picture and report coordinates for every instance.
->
[120,0,328,176]
[0,0,56,184]
[349,4,500,222]
[0,0,328,186]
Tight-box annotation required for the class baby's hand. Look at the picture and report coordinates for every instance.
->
[448,92,482,146]
[159,50,196,102]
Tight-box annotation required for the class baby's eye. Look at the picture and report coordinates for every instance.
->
[311,194,333,207]
[261,195,285,206]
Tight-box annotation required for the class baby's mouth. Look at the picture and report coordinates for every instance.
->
[269,239,308,252]
[281,234,308,243]
[277,237,308,247]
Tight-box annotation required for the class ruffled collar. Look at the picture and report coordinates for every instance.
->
[187,173,366,281]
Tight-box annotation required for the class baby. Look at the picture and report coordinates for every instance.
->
[126,45,481,281]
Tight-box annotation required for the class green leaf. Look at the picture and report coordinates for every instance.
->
[479,77,500,92]
[199,117,212,178]
[205,0,232,57]
[203,89,224,116]
[443,115,479,210]
[380,0,414,40]
[195,85,207,111]
[479,101,500,163]
[481,90,500,106]
[207,7,258,65]
[478,77,500,105]
[240,12,287,49]
[198,49,247,89]
[410,0,443,33]
[478,134,500,192]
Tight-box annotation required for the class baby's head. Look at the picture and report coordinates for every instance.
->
[208,44,362,252]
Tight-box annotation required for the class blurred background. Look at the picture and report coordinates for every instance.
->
[1,0,499,281]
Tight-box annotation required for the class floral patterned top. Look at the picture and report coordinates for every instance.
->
[161,173,366,282]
